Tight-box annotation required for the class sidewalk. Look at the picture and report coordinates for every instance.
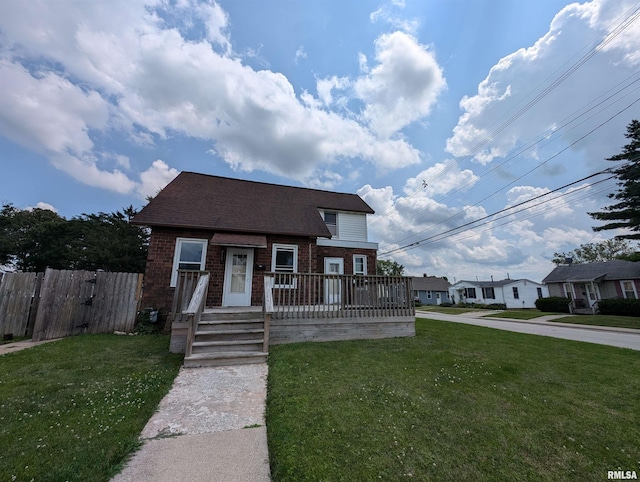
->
[415,310,640,351]
[111,363,271,482]
[0,338,61,356]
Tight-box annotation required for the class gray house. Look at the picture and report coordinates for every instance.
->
[412,275,451,305]
[542,260,640,312]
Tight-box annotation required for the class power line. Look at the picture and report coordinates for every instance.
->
[378,169,617,257]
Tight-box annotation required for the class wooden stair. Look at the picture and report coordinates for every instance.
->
[184,308,268,368]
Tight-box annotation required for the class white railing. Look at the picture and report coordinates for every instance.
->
[263,273,414,320]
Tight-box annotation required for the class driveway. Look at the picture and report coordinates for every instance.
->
[416,310,640,351]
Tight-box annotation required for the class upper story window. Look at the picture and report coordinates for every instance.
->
[324,211,337,236]
[353,255,367,275]
[171,238,207,287]
[621,280,637,299]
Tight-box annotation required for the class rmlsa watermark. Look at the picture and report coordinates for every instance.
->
[608,470,638,480]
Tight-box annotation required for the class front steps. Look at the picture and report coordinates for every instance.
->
[184,308,268,368]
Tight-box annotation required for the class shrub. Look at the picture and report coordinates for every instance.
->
[535,297,570,313]
[439,302,453,307]
[456,302,505,310]
[598,298,640,317]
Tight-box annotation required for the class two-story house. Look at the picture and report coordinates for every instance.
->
[132,172,379,317]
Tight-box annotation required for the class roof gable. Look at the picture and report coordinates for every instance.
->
[411,276,451,291]
[132,172,374,237]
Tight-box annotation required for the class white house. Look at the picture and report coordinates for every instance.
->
[449,278,548,309]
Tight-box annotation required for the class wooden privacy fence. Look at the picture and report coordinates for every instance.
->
[0,269,143,341]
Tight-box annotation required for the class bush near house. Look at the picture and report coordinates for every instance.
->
[598,298,640,317]
[535,296,571,313]
[456,302,507,310]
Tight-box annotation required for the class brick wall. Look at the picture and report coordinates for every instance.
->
[142,227,378,316]
[316,246,377,275]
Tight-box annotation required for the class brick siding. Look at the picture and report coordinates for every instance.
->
[141,227,378,318]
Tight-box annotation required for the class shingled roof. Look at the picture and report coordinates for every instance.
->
[542,260,640,283]
[412,276,451,291]
[132,172,374,237]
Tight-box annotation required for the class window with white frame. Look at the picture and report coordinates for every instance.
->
[537,287,543,298]
[482,287,495,299]
[272,244,298,287]
[512,287,519,299]
[564,283,573,300]
[465,287,476,298]
[323,211,338,236]
[171,238,207,287]
[621,280,637,299]
[353,255,367,275]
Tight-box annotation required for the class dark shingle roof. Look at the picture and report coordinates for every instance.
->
[411,276,451,291]
[132,172,374,237]
[452,279,538,288]
[542,260,640,283]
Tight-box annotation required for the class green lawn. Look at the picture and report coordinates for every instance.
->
[482,310,559,320]
[551,315,640,330]
[416,306,481,315]
[0,334,182,482]
[267,318,640,481]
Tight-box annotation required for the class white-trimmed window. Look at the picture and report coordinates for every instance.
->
[272,244,298,287]
[564,283,573,300]
[482,287,495,299]
[621,280,637,299]
[512,287,519,299]
[353,255,367,275]
[171,238,207,287]
[427,291,432,299]
[324,211,338,236]
[465,287,476,298]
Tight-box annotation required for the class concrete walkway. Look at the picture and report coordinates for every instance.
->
[416,310,640,351]
[0,338,61,355]
[111,363,271,482]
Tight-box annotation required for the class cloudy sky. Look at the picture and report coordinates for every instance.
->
[1,0,639,282]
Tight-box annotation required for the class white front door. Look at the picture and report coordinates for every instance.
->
[324,257,344,304]
[223,248,254,306]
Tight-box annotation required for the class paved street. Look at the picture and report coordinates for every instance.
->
[416,310,640,351]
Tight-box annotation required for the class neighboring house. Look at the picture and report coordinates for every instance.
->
[412,275,451,305]
[132,172,379,316]
[449,278,548,309]
[542,260,640,311]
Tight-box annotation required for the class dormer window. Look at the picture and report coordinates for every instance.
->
[324,211,337,236]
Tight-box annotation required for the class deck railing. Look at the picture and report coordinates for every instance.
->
[183,273,209,358]
[264,273,414,319]
[169,270,209,324]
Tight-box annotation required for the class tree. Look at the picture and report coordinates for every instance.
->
[551,239,636,265]
[589,120,640,239]
[376,259,404,276]
[0,204,148,272]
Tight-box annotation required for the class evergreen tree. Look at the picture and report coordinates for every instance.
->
[589,120,640,239]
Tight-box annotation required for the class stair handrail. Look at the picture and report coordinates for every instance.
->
[184,273,210,358]
[262,275,274,352]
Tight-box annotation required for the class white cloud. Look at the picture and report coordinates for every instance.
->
[26,202,58,213]
[0,1,435,189]
[294,46,307,64]
[445,0,640,168]
[354,31,446,138]
[137,160,179,199]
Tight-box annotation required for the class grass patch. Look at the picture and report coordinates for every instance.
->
[551,315,640,330]
[267,318,639,481]
[0,334,182,482]
[416,306,480,315]
[482,310,558,320]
